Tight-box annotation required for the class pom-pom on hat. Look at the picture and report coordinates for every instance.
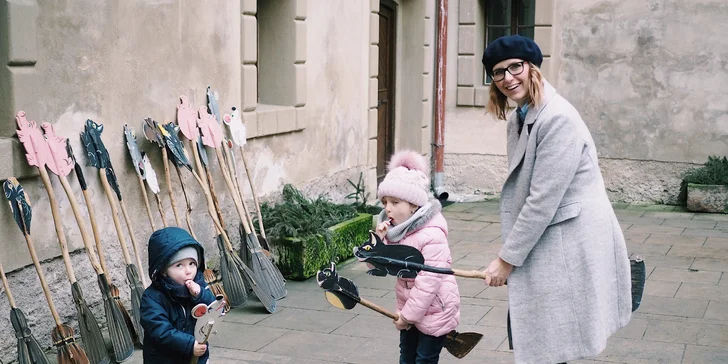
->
[377,150,430,207]
[481,35,543,76]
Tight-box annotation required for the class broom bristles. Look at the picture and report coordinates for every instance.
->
[204,269,231,311]
[217,237,249,307]
[126,264,145,344]
[110,283,138,343]
[98,275,134,361]
[71,283,110,364]
[51,324,90,364]
[10,308,50,364]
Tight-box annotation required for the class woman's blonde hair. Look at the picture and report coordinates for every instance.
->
[486,62,544,120]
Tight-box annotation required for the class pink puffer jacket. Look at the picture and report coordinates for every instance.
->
[390,212,460,337]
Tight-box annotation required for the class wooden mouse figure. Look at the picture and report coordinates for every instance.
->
[191,294,226,344]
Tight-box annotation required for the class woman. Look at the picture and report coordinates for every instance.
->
[480,35,632,364]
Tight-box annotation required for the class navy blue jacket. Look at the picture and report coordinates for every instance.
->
[141,227,216,364]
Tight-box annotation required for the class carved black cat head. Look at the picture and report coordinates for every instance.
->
[353,231,384,261]
[316,262,339,290]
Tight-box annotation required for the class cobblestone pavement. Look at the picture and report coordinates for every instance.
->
[110,201,728,363]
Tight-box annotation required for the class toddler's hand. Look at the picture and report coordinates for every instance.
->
[375,219,392,239]
[393,314,411,331]
[185,280,201,296]
[193,341,207,357]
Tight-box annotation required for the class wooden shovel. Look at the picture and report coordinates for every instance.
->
[0,264,50,364]
[15,113,108,364]
[316,262,482,359]
[4,178,91,364]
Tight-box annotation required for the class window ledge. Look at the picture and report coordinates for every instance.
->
[247,104,305,139]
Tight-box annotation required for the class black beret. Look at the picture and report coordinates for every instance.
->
[481,35,543,76]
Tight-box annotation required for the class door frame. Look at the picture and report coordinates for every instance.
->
[377,0,397,184]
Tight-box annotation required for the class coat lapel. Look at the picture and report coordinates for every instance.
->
[505,80,558,178]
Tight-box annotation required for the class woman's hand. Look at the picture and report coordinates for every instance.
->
[375,219,392,239]
[393,314,411,331]
[484,257,513,287]
[193,341,207,357]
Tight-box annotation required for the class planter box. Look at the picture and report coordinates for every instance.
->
[271,213,373,280]
[686,183,728,213]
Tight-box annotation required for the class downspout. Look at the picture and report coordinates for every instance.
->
[433,0,449,200]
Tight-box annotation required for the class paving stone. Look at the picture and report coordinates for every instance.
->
[276,286,341,311]
[348,272,397,290]
[443,203,473,212]
[623,231,650,244]
[613,317,648,339]
[214,348,340,363]
[626,224,684,235]
[643,211,696,219]
[615,209,646,217]
[640,254,694,270]
[683,345,728,364]
[637,295,709,318]
[627,242,671,256]
[224,304,283,325]
[457,303,493,325]
[692,213,728,221]
[210,322,289,351]
[649,267,721,284]
[257,307,355,333]
[470,213,501,222]
[477,306,508,327]
[330,312,392,338]
[258,330,363,362]
[669,244,728,259]
[476,286,508,301]
[343,336,401,364]
[644,318,728,347]
[617,216,666,226]
[690,257,728,272]
[626,204,676,211]
[440,349,514,363]
[460,296,510,308]
[704,301,728,320]
[661,218,717,229]
[455,276,487,297]
[448,219,487,231]
[682,228,728,238]
[676,283,728,303]
[643,234,706,246]
[644,280,681,298]
[443,211,478,221]
[594,337,685,363]
[457,323,507,351]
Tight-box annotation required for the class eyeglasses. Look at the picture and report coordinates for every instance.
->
[491,61,525,82]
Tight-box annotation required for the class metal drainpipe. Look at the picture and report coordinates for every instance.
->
[433,0,449,201]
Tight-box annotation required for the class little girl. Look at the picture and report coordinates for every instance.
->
[373,150,460,364]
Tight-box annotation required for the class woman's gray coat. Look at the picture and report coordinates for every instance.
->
[499,80,632,364]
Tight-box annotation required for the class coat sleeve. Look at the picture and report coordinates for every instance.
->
[499,113,584,267]
[140,291,195,358]
[400,233,449,323]
[192,278,217,305]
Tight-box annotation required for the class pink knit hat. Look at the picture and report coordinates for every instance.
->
[377,150,430,207]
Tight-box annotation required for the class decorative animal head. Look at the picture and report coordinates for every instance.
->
[197,106,223,148]
[316,262,339,291]
[4,177,32,234]
[206,86,222,125]
[142,117,165,147]
[124,124,145,178]
[141,153,160,194]
[158,121,191,169]
[15,111,52,169]
[40,123,74,177]
[353,231,385,261]
[191,294,226,343]
[223,107,247,147]
[177,95,199,141]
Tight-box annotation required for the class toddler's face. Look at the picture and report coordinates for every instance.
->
[382,196,419,225]
[165,258,197,285]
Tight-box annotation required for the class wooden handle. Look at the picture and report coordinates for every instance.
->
[204,167,226,231]
[240,147,267,238]
[173,165,193,236]
[155,194,168,228]
[38,167,77,284]
[162,148,182,227]
[137,174,156,231]
[214,148,252,235]
[80,188,111,280]
[58,175,103,275]
[451,269,490,280]
[358,297,398,320]
[119,199,148,287]
[0,264,16,308]
[23,231,62,326]
[99,168,133,266]
[188,141,233,250]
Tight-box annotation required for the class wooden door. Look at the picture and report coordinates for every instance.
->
[377,1,397,184]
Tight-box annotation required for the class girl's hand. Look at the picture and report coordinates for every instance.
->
[393,314,411,331]
[185,280,201,296]
[375,219,392,239]
[484,257,513,287]
[193,341,207,357]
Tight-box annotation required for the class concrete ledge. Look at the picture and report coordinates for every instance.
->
[0,137,39,181]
